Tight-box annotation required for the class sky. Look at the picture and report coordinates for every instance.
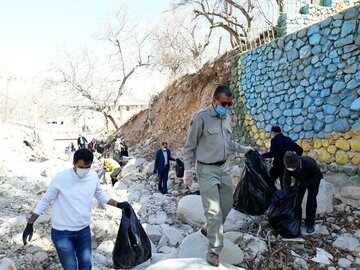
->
[0,0,171,78]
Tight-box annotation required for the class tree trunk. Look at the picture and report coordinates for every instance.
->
[103,112,119,130]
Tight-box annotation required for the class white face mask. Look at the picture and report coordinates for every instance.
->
[287,167,296,171]
[76,168,90,178]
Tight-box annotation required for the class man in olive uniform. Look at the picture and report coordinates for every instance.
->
[183,85,253,267]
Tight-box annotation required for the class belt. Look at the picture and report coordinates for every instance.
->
[198,160,226,166]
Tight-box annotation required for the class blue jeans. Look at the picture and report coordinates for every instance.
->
[51,226,92,270]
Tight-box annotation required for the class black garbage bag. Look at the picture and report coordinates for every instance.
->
[233,150,273,215]
[268,189,301,238]
[113,205,152,269]
[175,158,184,178]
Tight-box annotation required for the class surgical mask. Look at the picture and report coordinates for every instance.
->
[287,167,296,171]
[215,105,229,116]
[76,168,90,178]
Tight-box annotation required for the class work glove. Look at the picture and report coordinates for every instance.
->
[183,170,193,187]
[22,223,34,245]
[117,201,130,209]
[245,147,255,154]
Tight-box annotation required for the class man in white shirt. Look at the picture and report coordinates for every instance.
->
[22,149,128,270]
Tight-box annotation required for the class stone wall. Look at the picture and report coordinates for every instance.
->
[230,5,360,177]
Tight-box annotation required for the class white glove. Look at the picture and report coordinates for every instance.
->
[245,147,255,153]
[183,170,193,187]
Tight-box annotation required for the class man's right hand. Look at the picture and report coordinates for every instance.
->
[22,223,34,245]
[183,170,193,187]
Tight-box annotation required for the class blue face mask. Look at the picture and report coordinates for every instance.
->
[215,105,229,116]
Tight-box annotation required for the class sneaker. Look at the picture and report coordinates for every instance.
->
[206,252,219,267]
[200,224,207,237]
[306,225,315,234]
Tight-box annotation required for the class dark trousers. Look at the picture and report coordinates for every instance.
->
[158,169,169,194]
[270,166,285,189]
[294,182,320,226]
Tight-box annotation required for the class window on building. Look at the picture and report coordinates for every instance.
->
[126,106,130,111]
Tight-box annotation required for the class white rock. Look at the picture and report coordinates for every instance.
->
[239,234,268,260]
[158,246,176,254]
[0,258,16,270]
[146,258,244,270]
[333,234,360,252]
[178,231,243,265]
[224,231,243,244]
[148,212,167,225]
[341,186,360,200]
[224,209,253,232]
[93,252,107,265]
[302,180,334,215]
[294,258,309,270]
[151,253,167,264]
[338,258,352,268]
[143,224,163,244]
[97,240,114,253]
[161,225,184,246]
[157,235,169,248]
[311,248,333,265]
[177,195,205,227]
[121,158,147,177]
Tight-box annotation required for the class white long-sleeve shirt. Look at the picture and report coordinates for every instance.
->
[33,168,110,231]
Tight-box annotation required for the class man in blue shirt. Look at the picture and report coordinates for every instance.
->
[154,142,174,194]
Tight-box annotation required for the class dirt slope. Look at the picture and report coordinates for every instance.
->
[118,51,237,153]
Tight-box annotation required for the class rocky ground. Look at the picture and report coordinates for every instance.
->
[0,123,360,270]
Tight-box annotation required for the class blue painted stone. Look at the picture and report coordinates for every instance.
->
[289,133,299,140]
[334,119,350,132]
[303,96,314,108]
[327,64,337,72]
[348,79,360,90]
[289,93,297,101]
[323,80,333,88]
[303,66,313,78]
[324,124,334,133]
[265,113,272,121]
[279,116,286,125]
[294,116,305,125]
[251,108,257,115]
[311,45,322,55]
[279,103,286,110]
[308,25,320,36]
[298,92,306,98]
[293,109,302,116]
[299,45,312,59]
[329,51,338,59]
[274,49,282,60]
[332,82,346,93]
[309,90,319,98]
[265,80,272,87]
[309,34,321,45]
[327,95,340,106]
[284,110,292,116]
[341,20,357,37]
[339,108,351,118]
[308,106,317,114]
[316,112,324,119]
[323,58,332,66]
[286,117,293,126]
[258,114,265,122]
[340,90,350,100]
[317,132,325,139]
[305,131,314,139]
[299,132,305,139]
[311,55,320,65]
[323,104,337,114]
[341,95,357,107]
[351,98,360,111]
[256,98,263,107]
[320,89,331,98]
[295,86,305,94]
[314,98,323,106]
[260,122,266,129]
[294,100,303,109]
[293,125,303,133]
[303,120,313,131]
[334,35,354,48]
[325,115,336,124]
[265,124,272,132]
[261,92,268,99]
[287,48,299,61]
[295,39,305,49]
[272,108,282,118]
[268,103,277,111]
[314,121,324,132]
[274,97,282,104]
[283,125,291,133]
[270,119,277,125]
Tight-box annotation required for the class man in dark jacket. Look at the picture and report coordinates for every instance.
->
[154,142,174,194]
[77,134,88,149]
[262,126,303,188]
[283,151,323,233]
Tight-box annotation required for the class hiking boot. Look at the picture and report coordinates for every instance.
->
[200,224,207,237]
[306,225,315,234]
[206,252,219,267]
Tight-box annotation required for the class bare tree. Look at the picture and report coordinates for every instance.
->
[172,0,277,48]
[151,10,213,77]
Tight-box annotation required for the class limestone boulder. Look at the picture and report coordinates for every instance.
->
[177,195,206,227]
[146,258,244,270]
[340,186,360,200]
[178,231,244,265]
